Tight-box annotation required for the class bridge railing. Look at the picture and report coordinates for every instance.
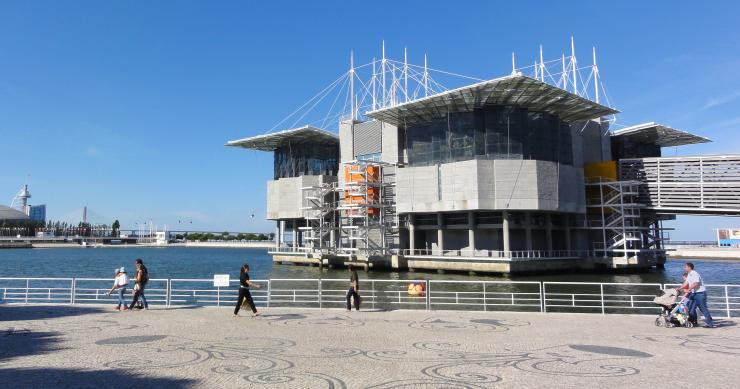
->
[1,277,738,318]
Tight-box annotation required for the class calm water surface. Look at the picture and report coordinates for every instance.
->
[0,247,739,284]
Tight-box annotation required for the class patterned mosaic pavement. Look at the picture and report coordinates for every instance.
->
[1,305,738,388]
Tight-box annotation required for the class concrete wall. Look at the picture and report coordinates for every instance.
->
[396,159,586,214]
[266,175,336,220]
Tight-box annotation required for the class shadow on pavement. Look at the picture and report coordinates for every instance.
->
[0,367,197,388]
[0,305,106,322]
[0,330,65,362]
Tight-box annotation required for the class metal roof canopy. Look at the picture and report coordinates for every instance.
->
[226,125,339,152]
[611,122,710,147]
[365,74,618,127]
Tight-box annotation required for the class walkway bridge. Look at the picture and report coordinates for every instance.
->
[619,155,740,215]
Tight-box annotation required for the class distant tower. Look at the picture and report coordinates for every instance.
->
[82,206,87,224]
[11,184,32,215]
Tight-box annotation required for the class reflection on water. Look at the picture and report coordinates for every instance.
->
[0,247,738,285]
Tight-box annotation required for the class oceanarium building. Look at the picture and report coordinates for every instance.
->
[228,45,740,273]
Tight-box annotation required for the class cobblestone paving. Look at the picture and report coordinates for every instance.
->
[1,305,738,388]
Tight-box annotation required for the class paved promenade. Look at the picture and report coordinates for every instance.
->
[1,305,738,388]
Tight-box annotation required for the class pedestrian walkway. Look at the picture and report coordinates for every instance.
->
[1,305,738,388]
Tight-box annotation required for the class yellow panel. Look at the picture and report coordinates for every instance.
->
[584,161,617,182]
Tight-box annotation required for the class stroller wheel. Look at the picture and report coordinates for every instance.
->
[654,317,663,327]
[665,320,674,328]
[685,321,695,328]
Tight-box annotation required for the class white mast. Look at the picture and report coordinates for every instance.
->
[371,57,377,111]
[570,36,577,95]
[381,41,386,107]
[404,47,409,102]
[350,50,355,120]
[593,46,600,104]
[511,52,516,75]
[539,44,545,82]
[423,53,429,97]
[561,54,567,89]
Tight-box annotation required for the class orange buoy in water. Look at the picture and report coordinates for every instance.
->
[407,282,426,296]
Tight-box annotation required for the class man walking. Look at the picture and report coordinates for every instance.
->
[346,265,360,311]
[129,258,149,310]
[684,262,714,328]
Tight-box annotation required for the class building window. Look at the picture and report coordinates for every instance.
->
[404,105,573,166]
[273,142,339,179]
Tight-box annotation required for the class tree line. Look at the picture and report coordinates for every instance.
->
[178,232,273,242]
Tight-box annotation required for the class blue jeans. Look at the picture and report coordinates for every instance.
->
[687,292,714,326]
[116,287,127,308]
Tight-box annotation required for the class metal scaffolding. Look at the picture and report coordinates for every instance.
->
[585,178,665,260]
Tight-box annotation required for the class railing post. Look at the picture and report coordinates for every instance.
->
[71,278,76,304]
[217,286,221,307]
[318,279,322,309]
[542,282,547,313]
[425,280,431,310]
[483,282,487,312]
[600,284,605,315]
[166,279,171,308]
[267,280,271,308]
[371,280,375,310]
[25,279,29,304]
[726,285,731,318]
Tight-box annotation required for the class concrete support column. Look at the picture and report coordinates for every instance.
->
[437,213,444,254]
[408,214,416,255]
[279,220,286,247]
[275,222,280,250]
[564,214,572,252]
[502,211,510,253]
[524,212,533,251]
[545,213,553,251]
[468,211,475,254]
[292,221,298,249]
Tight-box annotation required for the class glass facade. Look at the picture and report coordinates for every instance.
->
[29,204,46,222]
[273,142,339,179]
[404,105,573,166]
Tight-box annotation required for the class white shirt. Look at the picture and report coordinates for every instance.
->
[686,270,706,293]
[116,273,129,287]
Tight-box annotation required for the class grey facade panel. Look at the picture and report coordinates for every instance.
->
[396,159,585,213]
[266,175,336,220]
[352,121,382,157]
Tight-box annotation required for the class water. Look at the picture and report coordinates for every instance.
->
[0,247,739,285]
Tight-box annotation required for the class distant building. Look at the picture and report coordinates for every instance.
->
[0,205,30,221]
[29,205,46,223]
[717,228,740,247]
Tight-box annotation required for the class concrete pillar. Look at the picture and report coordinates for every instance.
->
[564,214,572,252]
[279,220,286,247]
[524,212,533,251]
[275,222,280,250]
[292,221,298,249]
[502,211,510,253]
[545,213,553,252]
[468,211,475,254]
[408,214,416,255]
[437,213,444,254]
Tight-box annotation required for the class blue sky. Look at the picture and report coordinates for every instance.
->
[1,1,739,238]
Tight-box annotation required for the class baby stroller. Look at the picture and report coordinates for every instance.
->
[653,288,694,328]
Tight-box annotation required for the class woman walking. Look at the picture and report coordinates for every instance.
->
[233,264,261,317]
[107,267,129,311]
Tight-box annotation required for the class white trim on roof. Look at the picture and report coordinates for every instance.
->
[226,125,339,152]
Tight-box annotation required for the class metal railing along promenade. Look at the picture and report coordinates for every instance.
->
[1,277,738,318]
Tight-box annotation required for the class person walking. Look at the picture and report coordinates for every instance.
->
[128,258,149,310]
[346,265,360,311]
[233,264,261,317]
[107,267,129,311]
[683,262,714,328]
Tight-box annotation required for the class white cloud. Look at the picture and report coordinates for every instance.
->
[702,90,740,110]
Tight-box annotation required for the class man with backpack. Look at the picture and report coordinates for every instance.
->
[128,258,149,310]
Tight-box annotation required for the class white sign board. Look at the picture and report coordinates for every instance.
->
[213,274,230,287]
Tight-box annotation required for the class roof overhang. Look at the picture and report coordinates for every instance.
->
[365,74,618,126]
[611,122,710,147]
[226,125,339,152]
